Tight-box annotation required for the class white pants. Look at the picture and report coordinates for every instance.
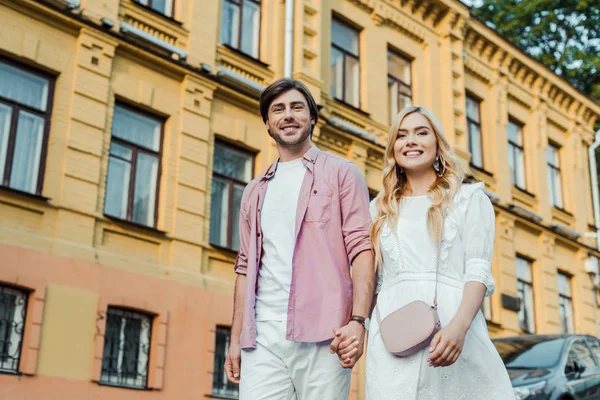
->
[240,320,351,400]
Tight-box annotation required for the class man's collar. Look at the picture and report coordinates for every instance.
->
[261,145,320,181]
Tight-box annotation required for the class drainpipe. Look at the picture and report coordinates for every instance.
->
[589,129,600,338]
[284,0,294,77]
[589,129,600,250]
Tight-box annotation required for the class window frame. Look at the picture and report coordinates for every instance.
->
[466,95,484,169]
[209,140,255,252]
[387,49,412,123]
[507,119,526,190]
[100,307,153,390]
[220,0,262,60]
[133,0,175,18]
[330,17,361,109]
[557,272,574,334]
[0,284,29,375]
[547,143,563,209]
[516,256,535,333]
[104,102,164,228]
[212,326,239,399]
[0,58,55,196]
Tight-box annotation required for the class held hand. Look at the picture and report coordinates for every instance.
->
[224,340,242,384]
[330,321,365,369]
[427,319,468,368]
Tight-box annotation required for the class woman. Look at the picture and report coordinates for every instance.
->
[351,106,513,399]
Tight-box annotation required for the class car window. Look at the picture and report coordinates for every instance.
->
[567,340,596,369]
[494,337,565,369]
[586,339,600,366]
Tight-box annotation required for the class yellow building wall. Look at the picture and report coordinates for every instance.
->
[0,0,599,399]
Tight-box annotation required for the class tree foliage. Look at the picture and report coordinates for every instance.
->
[472,0,600,100]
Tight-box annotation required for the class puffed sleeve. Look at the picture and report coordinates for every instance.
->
[369,198,384,294]
[462,188,496,296]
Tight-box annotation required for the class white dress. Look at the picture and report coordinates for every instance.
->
[365,183,515,400]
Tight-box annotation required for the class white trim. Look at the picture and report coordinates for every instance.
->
[120,22,187,61]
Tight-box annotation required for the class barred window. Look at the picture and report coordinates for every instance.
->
[212,326,239,399]
[0,286,27,374]
[100,307,152,389]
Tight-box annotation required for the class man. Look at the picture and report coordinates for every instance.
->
[224,78,374,400]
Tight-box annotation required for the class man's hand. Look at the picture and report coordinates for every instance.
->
[329,321,365,368]
[225,340,242,384]
[427,319,468,368]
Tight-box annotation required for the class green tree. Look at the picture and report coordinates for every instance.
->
[472,0,600,100]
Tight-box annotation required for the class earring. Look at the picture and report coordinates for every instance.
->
[433,155,445,177]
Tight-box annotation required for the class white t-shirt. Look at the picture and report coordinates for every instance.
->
[255,158,306,322]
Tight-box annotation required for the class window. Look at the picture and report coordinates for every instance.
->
[220,0,261,59]
[134,0,173,17]
[586,338,600,364]
[466,96,483,168]
[516,257,535,333]
[330,18,360,108]
[0,60,53,195]
[387,50,412,122]
[101,307,152,389]
[212,326,239,399]
[210,141,253,251]
[557,273,574,334]
[567,340,597,371]
[104,105,162,227]
[0,285,28,374]
[507,120,526,189]
[547,143,563,208]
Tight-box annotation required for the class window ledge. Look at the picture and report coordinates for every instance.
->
[551,206,575,228]
[216,45,274,93]
[467,165,496,190]
[210,243,239,258]
[0,185,50,202]
[332,98,370,118]
[512,186,538,209]
[104,215,167,236]
[469,163,493,177]
[98,382,153,391]
[130,0,183,25]
[0,370,22,377]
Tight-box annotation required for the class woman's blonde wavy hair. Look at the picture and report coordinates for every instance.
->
[371,106,464,267]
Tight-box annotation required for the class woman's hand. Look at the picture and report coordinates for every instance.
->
[427,319,469,367]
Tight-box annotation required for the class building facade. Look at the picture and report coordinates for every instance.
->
[0,0,599,399]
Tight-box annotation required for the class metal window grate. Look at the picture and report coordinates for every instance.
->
[0,285,28,374]
[100,307,152,389]
[212,326,239,399]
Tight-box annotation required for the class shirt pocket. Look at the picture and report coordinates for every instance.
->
[304,187,333,223]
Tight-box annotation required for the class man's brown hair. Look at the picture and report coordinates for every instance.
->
[259,78,319,133]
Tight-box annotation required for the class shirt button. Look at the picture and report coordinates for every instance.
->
[257,232,261,237]
[313,190,317,194]
[258,208,261,212]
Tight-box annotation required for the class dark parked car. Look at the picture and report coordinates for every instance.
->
[492,334,600,400]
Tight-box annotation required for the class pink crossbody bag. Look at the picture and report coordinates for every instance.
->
[374,234,442,357]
